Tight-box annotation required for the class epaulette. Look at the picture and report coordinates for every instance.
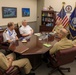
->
[4,29,7,33]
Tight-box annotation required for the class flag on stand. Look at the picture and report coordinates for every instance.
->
[69,6,76,39]
[56,6,69,27]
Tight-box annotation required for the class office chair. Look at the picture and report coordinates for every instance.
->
[15,24,22,38]
[48,46,76,75]
[0,33,10,55]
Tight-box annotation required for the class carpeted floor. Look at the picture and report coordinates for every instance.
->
[35,60,76,75]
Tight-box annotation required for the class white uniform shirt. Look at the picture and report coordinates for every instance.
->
[19,25,33,40]
[3,29,17,42]
[19,25,32,35]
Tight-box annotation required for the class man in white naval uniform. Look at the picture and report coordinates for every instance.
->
[19,20,34,40]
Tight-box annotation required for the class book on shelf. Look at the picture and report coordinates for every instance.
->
[46,23,53,27]
[42,13,53,17]
[40,10,56,32]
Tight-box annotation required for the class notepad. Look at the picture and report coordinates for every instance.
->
[34,33,41,36]
[22,40,27,43]
[49,32,55,35]
[43,43,52,47]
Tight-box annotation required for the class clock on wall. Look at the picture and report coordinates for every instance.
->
[65,5,72,13]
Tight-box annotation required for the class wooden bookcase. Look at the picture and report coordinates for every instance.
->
[40,10,56,32]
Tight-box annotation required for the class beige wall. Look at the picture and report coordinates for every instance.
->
[0,0,37,25]
[37,0,44,32]
[44,0,76,17]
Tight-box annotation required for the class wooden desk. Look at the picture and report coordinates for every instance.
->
[22,40,56,55]
[9,35,56,70]
[9,35,56,55]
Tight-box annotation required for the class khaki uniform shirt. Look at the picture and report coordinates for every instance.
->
[49,37,73,54]
[73,40,76,46]
[52,25,63,33]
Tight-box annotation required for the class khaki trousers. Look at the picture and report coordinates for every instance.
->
[12,58,32,74]
[6,53,16,60]
[6,53,32,74]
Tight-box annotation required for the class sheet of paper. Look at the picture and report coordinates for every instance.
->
[43,43,52,47]
[22,39,27,43]
[34,33,41,36]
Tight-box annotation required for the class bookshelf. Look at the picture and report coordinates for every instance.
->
[40,10,56,32]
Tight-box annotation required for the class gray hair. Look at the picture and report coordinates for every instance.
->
[22,20,26,23]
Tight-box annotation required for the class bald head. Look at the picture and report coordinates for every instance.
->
[57,28,68,39]
[60,28,68,37]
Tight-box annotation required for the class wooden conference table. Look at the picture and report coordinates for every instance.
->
[9,35,57,70]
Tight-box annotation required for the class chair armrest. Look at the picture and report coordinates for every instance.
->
[57,47,76,56]
[6,66,20,74]
[1,42,10,46]
[6,66,15,74]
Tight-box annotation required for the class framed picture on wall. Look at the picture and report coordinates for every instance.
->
[22,8,30,17]
[2,7,17,18]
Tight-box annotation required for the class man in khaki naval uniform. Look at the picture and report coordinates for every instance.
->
[50,28,73,54]
[0,52,32,74]
[52,20,63,33]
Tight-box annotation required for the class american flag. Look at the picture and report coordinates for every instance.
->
[56,6,69,27]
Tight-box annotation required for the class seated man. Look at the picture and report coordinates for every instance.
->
[50,28,73,54]
[52,20,63,34]
[0,52,33,75]
[19,20,34,40]
[3,22,18,43]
